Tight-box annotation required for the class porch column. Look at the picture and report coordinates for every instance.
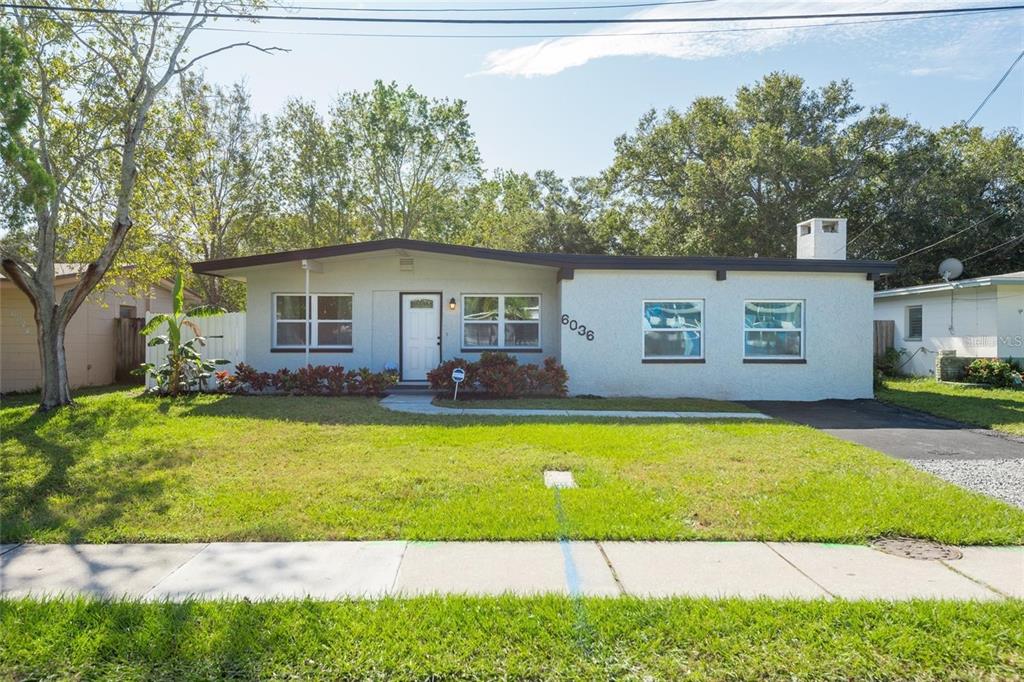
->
[301,259,323,367]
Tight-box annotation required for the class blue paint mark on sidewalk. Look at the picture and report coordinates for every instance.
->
[553,487,594,654]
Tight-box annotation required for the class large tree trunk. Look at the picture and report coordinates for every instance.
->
[36,302,72,409]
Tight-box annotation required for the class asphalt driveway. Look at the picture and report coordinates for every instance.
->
[747,400,1024,461]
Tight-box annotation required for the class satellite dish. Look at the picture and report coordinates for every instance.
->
[938,257,964,282]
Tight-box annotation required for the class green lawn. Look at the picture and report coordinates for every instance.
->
[3,388,1023,544]
[434,396,750,412]
[878,377,1024,437]
[2,596,1022,680]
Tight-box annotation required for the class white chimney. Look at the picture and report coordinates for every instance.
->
[796,217,846,260]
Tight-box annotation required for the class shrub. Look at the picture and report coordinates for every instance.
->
[344,367,398,396]
[428,354,568,397]
[427,358,479,391]
[874,347,907,377]
[965,359,1022,388]
[227,364,395,396]
[476,352,526,397]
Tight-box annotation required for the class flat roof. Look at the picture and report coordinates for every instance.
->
[874,271,1024,299]
[192,238,896,278]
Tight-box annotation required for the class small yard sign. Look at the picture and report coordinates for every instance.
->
[451,367,466,400]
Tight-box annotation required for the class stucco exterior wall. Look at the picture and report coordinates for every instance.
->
[238,251,562,375]
[1,282,175,393]
[873,286,1007,376]
[558,270,874,400]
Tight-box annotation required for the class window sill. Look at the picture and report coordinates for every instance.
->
[905,338,922,342]
[460,347,543,353]
[271,347,354,353]
[743,358,806,364]
[642,358,705,364]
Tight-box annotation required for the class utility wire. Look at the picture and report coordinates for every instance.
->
[4,2,1024,25]
[174,9,1005,40]
[844,47,1024,259]
[212,0,719,12]
[892,211,999,261]
[962,232,1024,262]
[966,48,1024,123]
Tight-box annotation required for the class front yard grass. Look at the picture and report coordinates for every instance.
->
[877,377,1024,437]
[434,395,750,412]
[3,387,1023,544]
[3,596,1022,680]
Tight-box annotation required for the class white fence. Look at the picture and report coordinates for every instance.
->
[144,312,246,389]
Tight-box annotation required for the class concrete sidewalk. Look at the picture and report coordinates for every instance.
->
[381,393,771,420]
[2,541,1020,601]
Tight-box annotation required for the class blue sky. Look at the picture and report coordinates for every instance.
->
[192,1,1024,178]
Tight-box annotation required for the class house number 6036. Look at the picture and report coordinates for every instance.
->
[561,314,595,341]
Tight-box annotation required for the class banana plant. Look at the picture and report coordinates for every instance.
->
[136,271,228,396]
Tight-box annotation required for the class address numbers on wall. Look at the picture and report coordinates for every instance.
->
[561,314,595,341]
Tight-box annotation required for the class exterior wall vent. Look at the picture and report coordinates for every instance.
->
[399,257,414,272]
[796,217,847,260]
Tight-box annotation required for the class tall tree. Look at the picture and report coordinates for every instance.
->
[157,75,264,309]
[335,81,482,240]
[0,26,53,248]
[262,98,359,250]
[0,2,282,410]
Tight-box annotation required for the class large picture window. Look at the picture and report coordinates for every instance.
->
[642,300,703,360]
[462,294,540,349]
[273,294,352,349]
[744,300,803,359]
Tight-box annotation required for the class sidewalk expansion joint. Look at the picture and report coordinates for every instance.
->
[389,541,410,595]
[763,542,836,599]
[143,543,210,599]
[595,541,626,596]
[939,559,1010,599]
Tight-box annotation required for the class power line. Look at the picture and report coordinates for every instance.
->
[892,212,999,261]
[4,2,1024,25]
[179,9,1006,40]
[966,48,1024,124]
[845,48,1024,259]
[214,0,719,13]
[963,232,1024,262]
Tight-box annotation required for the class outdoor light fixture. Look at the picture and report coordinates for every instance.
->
[449,297,457,311]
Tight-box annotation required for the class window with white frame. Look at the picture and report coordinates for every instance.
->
[273,294,352,348]
[743,300,804,358]
[642,300,703,359]
[462,294,540,349]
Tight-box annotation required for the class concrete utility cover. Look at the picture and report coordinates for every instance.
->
[543,470,576,488]
[869,537,962,561]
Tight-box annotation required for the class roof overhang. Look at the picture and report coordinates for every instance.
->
[874,276,1024,299]
[192,238,896,279]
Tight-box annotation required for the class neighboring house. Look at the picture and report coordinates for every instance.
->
[873,271,1024,376]
[192,217,894,400]
[0,266,198,393]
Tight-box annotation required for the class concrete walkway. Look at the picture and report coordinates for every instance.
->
[381,393,770,420]
[2,541,1020,601]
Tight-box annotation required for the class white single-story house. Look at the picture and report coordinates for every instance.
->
[873,271,1024,376]
[192,217,895,400]
[0,265,199,393]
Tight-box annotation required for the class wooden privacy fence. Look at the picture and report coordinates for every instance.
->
[144,312,246,390]
[114,317,146,383]
[873,320,895,357]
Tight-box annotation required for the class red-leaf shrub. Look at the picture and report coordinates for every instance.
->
[227,363,395,396]
[234,363,273,392]
[428,354,568,397]
[476,352,527,397]
[427,358,479,391]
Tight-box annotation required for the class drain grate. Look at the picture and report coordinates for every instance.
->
[869,537,962,561]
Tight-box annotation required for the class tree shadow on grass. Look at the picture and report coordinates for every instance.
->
[1,403,181,543]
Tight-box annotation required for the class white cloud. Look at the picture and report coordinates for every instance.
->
[907,66,953,77]
[478,0,1015,77]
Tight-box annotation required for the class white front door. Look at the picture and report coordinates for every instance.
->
[401,293,441,381]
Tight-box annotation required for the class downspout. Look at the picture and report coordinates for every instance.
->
[305,265,310,367]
